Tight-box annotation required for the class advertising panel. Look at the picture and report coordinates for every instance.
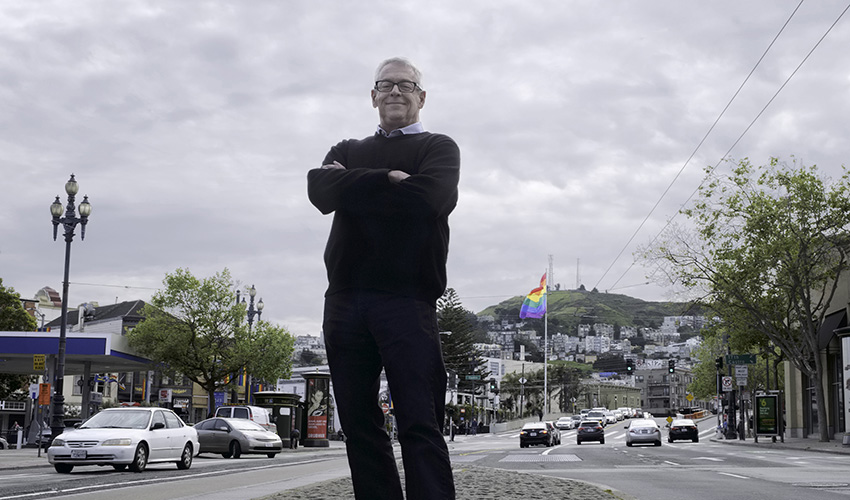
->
[306,376,329,440]
[755,394,779,436]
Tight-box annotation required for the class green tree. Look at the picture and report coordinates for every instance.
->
[438,288,488,394]
[643,157,850,442]
[0,279,37,399]
[549,361,591,413]
[127,268,294,416]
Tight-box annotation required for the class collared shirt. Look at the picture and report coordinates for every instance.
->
[376,122,426,138]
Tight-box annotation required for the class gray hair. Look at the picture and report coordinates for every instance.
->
[374,57,424,88]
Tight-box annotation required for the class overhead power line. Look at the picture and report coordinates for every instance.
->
[598,1,850,293]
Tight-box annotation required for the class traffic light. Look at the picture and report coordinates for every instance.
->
[626,359,634,373]
[489,378,497,392]
[715,356,723,370]
[668,359,676,373]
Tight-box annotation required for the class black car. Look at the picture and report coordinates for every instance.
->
[576,420,605,445]
[519,422,553,447]
[668,419,699,443]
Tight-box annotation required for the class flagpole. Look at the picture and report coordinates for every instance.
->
[543,296,548,416]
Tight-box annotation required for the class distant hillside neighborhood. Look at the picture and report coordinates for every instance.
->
[476,287,706,363]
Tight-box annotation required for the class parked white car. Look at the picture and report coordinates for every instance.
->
[48,407,199,473]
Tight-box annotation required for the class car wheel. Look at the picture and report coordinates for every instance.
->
[129,443,148,473]
[668,437,673,443]
[693,437,699,443]
[655,440,662,446]
[54,464,73,474]
[177,443,193,470]
[229,440,241,459]
[626,441,632,447]
[600,438,605,444]
[267,453,277,458]
[112,464,127,471]
[576,440,581,445]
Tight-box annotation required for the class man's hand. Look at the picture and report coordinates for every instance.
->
[388,170,410,184]
[321,161,346,170]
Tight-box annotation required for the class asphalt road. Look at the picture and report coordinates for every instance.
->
[451,419,850,499]
[3,418,850,499]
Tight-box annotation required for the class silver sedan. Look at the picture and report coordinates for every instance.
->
[195,417,283,458]
[625,419,662,447]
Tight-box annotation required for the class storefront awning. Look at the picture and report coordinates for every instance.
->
[818,310,847,350]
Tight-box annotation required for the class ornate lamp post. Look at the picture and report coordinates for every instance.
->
[49,174,92,439]
[237,285,264,403]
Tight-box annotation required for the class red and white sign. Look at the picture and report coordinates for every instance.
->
[159,389,173,402]
[382,403,390,414]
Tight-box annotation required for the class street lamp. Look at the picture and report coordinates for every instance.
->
[49,174,92,439]
[237,285,264,403]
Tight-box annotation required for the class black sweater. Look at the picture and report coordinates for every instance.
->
[307,132,460,302]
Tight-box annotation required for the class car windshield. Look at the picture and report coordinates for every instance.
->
[522,424,546,430]
[588,411,604,417]
[81,410,150,429]
[229,420,266,432]
[631,420,657,428]
[672,420,695,426]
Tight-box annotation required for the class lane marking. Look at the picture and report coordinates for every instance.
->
[718,472,749,479]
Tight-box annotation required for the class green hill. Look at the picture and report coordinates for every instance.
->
[477,289,702,335]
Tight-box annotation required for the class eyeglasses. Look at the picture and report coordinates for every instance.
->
[374,80,422,93]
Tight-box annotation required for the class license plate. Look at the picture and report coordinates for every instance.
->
[264,442,274,447]
[71,449,87,459]
[529,432,537,436]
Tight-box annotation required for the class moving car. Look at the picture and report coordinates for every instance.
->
[603,410,618,425]
[519,422,554,448]
[626,419,662,447]
[0,436,8,449]
[668,419,699,443]
[585,410,607,428]
[617,407,633,419]
[194,417,283,458]
[555,416,575,430]
[47,407,199,473]
[544,421,561,445]
[576,420,605,444]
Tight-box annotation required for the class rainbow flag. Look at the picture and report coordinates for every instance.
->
[519,273,547,319]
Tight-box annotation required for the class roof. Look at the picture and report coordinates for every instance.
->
[45,300,148,328]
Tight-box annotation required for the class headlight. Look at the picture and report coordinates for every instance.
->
[51,439,65,447]
[102,438,133,446]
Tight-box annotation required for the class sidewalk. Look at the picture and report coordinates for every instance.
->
[710,432,850,455]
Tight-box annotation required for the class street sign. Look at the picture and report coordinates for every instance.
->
[736,377,747,386]
[33,354,45,371]
[686,393,694,402]
[381,403,389,414]
[39,383,51,405]
[721,376,734,392]
[735,365,748,378]
[464,375,481,381]
[519,377,527,385]
[726,354,757,365]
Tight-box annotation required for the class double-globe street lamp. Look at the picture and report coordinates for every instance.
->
[237,285,263,404]
[49,174,92,438]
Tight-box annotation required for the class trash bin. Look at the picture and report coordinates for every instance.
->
[253,391,302,448]
[843,432,850,446]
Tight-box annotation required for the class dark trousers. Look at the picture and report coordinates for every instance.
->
[323,290,455,500]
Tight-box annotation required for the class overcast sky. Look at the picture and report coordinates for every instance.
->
[3,1,850,337]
